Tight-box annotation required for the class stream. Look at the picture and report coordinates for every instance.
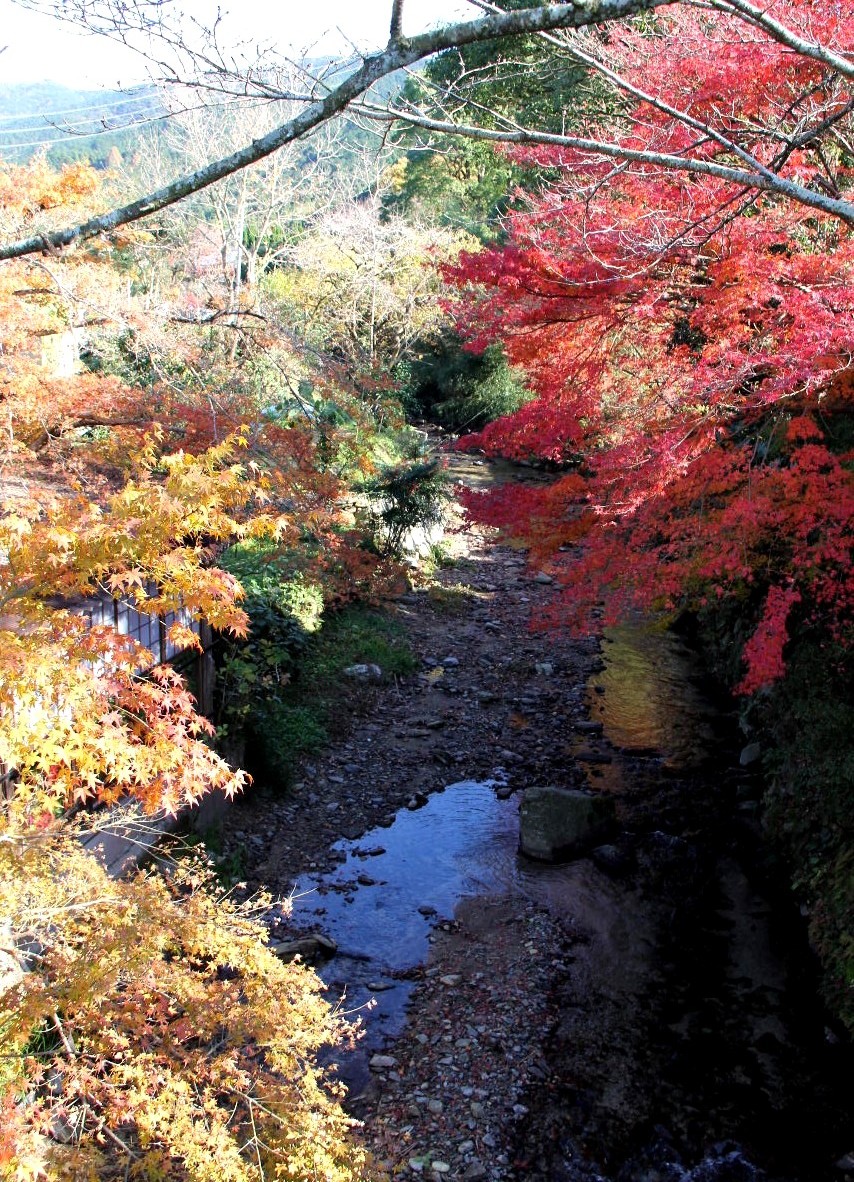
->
[276,585,852,1179]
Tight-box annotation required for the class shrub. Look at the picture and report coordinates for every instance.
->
[358,458,452,558]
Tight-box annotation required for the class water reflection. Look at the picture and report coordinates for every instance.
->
[288,780,518,1043]
[589,622,719,768]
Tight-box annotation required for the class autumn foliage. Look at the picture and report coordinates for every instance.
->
[0,162,378,1179]
[448,2,854,694]
[0,847,365,1181]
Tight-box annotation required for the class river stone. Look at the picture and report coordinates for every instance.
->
[343,663,383,680]
[739,741,762,766]
[591,842,633,877]
[269,933,337,962]
[519,787,616,862]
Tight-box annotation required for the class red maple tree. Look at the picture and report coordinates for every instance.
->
[447,2,854,693]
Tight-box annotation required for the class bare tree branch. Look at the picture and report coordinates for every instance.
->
[704,0,854,81]
[2,0,853,261]
[356,102,854,225]
[0,0,686,262]
[389,0,405,44]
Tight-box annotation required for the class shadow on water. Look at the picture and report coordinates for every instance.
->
[278,620,852,1180]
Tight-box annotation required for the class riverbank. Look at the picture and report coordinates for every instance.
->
[212,458,854,1182]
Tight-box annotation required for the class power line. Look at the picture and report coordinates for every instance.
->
[0,106,164,137]
[0,89,158,126]
[0,113,168,153]
[1,105,164,136]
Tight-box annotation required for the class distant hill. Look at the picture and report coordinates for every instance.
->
[0,82,166,168]
[0,67,405,176]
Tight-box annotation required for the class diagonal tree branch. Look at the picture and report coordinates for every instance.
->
[2,0,853,260]
[703,0,854,81]
[0,0,686,261]
[355,101,854,224]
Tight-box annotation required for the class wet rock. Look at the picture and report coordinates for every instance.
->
[269,932,337,962]
[575,747,613,764]
[591,842,634,877]
[574,720,604,735]
[370,1054,398,1070]
[519,787,617,862]
[739,742,761,766]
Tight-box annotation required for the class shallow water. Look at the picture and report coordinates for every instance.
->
[590,622,720,768]
[288,779,519,1043]
[280,621,852,1179]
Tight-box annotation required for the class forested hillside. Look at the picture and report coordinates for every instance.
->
[0,82,166,166]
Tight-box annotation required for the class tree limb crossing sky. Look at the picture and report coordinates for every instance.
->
[0,0,475,87]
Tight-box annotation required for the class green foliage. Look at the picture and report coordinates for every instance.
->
[216,541,325,766]
[382,0,605,238]
[759,639,854,1031]
[422,540,456,574]
[217,558,416,787]
[247,702,330,783]
[248,606,416,785]
[358,457,452,558]
[301,605,418,690]
[418,0,590,135]
[382,142,520,242]
[404,336,534,431]
[222,539,325,636]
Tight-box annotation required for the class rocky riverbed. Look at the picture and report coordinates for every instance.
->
[214,457,854,1182]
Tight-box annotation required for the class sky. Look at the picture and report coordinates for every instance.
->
[0,0,477,89]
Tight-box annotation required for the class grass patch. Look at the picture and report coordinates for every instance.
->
[427,582,482,615]
[239,605,416,788]
[302,605,417,688]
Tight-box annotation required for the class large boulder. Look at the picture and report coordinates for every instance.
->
[519,787,616,862]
